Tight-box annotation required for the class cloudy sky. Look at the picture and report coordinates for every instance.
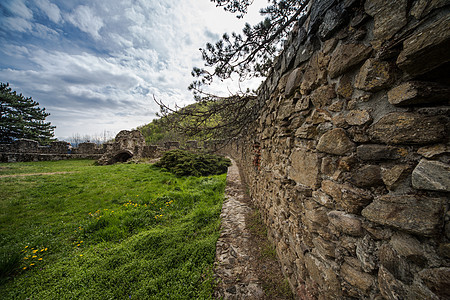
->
[0,0,265,140]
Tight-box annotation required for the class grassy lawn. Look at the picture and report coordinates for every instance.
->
[0,160,226,299]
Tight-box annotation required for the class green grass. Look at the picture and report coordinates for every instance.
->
[0,160,226,299]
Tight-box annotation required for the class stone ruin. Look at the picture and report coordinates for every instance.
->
[97,130,158,165]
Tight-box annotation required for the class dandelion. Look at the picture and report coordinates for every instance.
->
[44,248,48,251]
[30,263,35,266]
[24,246,28,249]
[32,255,37,258]
[32,250,38,253]
[79,254,83,257]
[23,267,27,270]
[77,244,80,247]
[38,258,43,261]
[80,241,83,243]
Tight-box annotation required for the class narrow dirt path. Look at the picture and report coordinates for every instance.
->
[0,171,75,178]
[214,158,293,299]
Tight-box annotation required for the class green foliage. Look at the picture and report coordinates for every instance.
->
[155,149,231,177]
[0,82,55,144]
[0,159,226,299]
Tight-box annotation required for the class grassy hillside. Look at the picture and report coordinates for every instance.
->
[0,160,226,299]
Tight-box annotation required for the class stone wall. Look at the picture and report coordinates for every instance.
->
[222,0,449,299]
[0,139,106,162]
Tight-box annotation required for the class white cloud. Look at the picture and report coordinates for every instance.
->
[1,16,32,32]
[1,0,269,139]
[65,5,104,40]
[3,0,33,19]
[35,0,62,23]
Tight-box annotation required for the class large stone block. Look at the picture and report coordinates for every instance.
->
[356,144,401,161]
[288,147,320,189]
[361,194,445,236]
[321,180,372,214]
[387,81,450,106]
[378,265,408,299]
[340,263,375,293]
[419,268,450,299]
[310,85,336,108]
[285,67,303,97]
[317,128,355,155]
[412,159,450,192]
[327,210,363,236]
[397,13,450,76]
[354,59,394,92]
[368,112,447,145]
[328,43,372,78]
[304,253,342,297]
[364,0,407,49]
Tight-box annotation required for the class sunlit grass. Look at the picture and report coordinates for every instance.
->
[0,160,225,299]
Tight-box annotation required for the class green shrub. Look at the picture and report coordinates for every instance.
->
[155,149,231,177]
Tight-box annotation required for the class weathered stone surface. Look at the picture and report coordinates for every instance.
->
[328,100,345,112]
[379,243,413,283]
[288,147,320,189]
[304,253,342,297]
[378,265,408,299]
[285,67,303,97]
[356,235,379,272]
[419,268,450,299]
[322,180,372,214]
[350,165,383,187]
[387,81,450,106]
[412,159,450,192]
[368,112,447,145]
[381,164,411,190]
[341,263,374,293]
[305,200,329,225]
[356,144,401,161]
[295,94,310,111]
[327,210,363,236]
[307,0,337,34]
[410,0,449,19]
[397,13,450,76]
[390,233,426,266]
[310,85,336,108]
[295,36,318,66]
[329,43,372,78]
[317,128,355,155]
[312,236,335,258]
[355,59,394,92]
[364,0,407,49]
[318,4,348,40]
[345,110,372,126]
[312,190,334,208]
[417,144,450,158]
[337,73,353,99]
[361,194,444,236]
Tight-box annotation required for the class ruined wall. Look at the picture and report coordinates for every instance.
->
[0,139,106,162]
[223,0,450,299]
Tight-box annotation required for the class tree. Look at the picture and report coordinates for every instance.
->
[157,0,310,143]
[0,83,55,144]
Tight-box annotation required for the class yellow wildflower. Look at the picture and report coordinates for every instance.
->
[23,267,27,270]
[32,250,38,253]
[38,258,43,261]
[79,254,83,257]
[44,248,48,251]
[30,263,35,266]
[24,246,28,249]
[32,255,37,258]
[24,257,29,260]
